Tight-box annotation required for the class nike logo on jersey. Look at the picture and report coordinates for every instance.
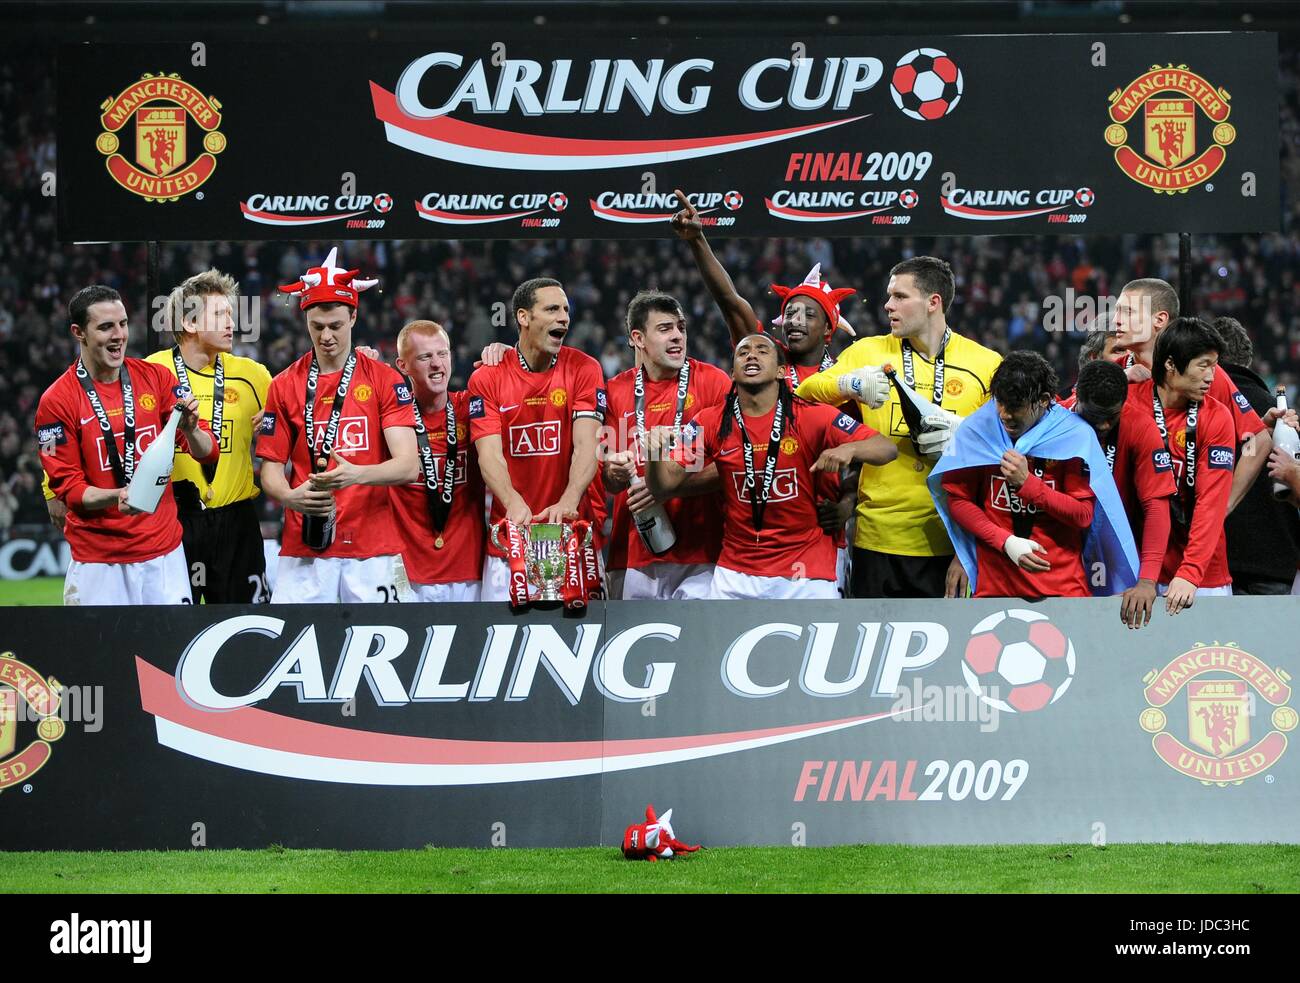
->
[717,448,739,457]
[80,415,98,426]
[500,404,520,413]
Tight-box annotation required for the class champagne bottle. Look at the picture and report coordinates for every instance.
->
[124,403,182,514]
[630,473,677,555]
[1272,387,1300,501]
[882,362,940,455]
[302,455,336,551]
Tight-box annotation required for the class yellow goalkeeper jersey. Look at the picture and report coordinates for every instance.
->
[796,330,1001,556]
[145,348,272,508]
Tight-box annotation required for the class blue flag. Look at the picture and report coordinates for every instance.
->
[927,402,1139,596]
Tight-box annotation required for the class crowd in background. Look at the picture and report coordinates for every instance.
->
[3,46,1300,536]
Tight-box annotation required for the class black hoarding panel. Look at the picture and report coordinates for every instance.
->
[57,34,1278,242]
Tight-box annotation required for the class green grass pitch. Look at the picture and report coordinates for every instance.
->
[4,845,1297,893]
[0,576,62,606]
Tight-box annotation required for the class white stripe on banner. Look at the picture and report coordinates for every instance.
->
[153,710,907,787]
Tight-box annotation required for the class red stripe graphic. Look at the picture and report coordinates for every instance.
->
[940,196,1068,220]
[371,82,867,170]
[765,197,890,222]
[137,657,889,766]
[414,200,540,224]
[240,202,366,225]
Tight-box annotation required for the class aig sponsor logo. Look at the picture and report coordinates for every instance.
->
[731,467,799,502]
[97,425,158,472]
[509,421,561,456]
[311,417,370,453]
[989,474,1054,514]
[410,451,468,487]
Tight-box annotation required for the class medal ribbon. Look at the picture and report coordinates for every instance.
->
[75,359,135,486]
[901,328,951,405]
[732,392,786,535]
[634,361,691,469]
[1152,389,1197,526]
[304,351,358,474]
[173,347,221,483]
[787,347,835,390]
[406,375,457,534]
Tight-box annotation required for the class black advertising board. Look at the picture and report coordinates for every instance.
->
[2,598,1297,850]
[56,33,1278,242]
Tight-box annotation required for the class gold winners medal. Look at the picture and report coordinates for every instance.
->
[316,456,328,471]
[435,535,445,550]
[203,484,214,503]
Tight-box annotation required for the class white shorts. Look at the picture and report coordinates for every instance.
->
[407,580,481,603]
[836,546,849,597]
[271,554,403,604]
[709,565,839,600]
[1293,570,1300,596]
[64,543,191,606]
[481,551,606,602]
[1157,582,1233,598]
[623,562,714,600]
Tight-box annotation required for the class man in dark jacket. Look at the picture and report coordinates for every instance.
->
[1212,316,1300,594]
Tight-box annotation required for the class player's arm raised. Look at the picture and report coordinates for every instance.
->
[474,433,532,526]
[671,188,759,347]
[537,416,599,524]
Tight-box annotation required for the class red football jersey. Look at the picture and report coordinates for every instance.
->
[941,458,1095,599]
[390,390,485,586]
[1109,353,1264,445]
[467,346,605,558]
[36,358,218,564]
[604,358,732,569]
[1127,381,1236,588]
[791,353,845,544]
[257,351,413,560]
[1102,401,1177,582]
[688,397,874,581]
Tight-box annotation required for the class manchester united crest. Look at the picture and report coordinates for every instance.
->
[1139,642,1295,786]
[0,653,65,792]
[97,72,226,202]
[1105,64,1234,195]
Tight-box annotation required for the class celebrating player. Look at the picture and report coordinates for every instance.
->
[646,333,896,599]
[1112,278,1270,512]
[602,291,732,599]
[1072,359,1175,627]
[1125,318,1239,612]
[798,257,1002,598]
[932,352,1137,601]
[671,189,851,385]
[392,319,486,602]
[468,277,605,601]
[257,248,418,603]
[35,285,218,605]
[147,269,273,603]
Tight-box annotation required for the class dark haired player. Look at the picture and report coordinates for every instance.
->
[468,277,605,602]
[35,285,217,605]
[647,333,896,599]
[1073,359,1175,627]
[938,353,1097,599]
[257,248,418,603]
[1112,277,1269,513]
[602,290,732,599]
[1125,317,1238,613]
